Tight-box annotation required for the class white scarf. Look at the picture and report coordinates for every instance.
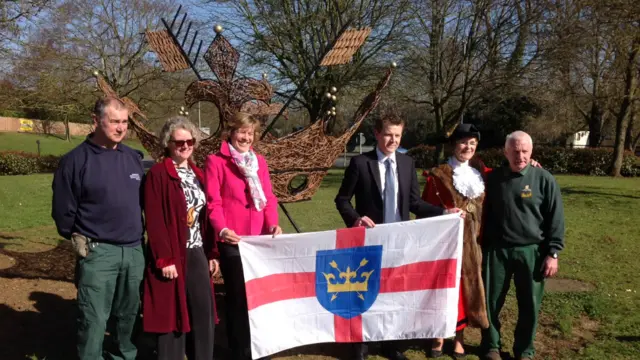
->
[228,142,267,211]
[447,157,485,199]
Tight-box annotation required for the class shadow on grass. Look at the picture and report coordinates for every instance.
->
[0,234,24,241]
[615,336,640,342]
[0,291,76,360]
[0,240,75,283]
[43,133,68,141]
[562,187,640,199]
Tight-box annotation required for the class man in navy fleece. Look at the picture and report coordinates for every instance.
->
[52,97,145,360]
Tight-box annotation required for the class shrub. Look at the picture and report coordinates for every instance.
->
[473,148,505,169]
[620,151,640,177]
[38,154,62,173]
[0,109,28,118]
[568,148,610,176]
[407,146,640,177]
[406,145,436,169]
[0,151,61,176]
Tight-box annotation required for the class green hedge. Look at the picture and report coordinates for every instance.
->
[0,151,61,176]
[407,145,640,177]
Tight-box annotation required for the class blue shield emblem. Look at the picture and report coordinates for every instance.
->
[315,245,383,319]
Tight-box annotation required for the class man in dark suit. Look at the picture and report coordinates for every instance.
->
[335,114,463,360]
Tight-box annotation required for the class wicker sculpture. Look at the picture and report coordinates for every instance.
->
[100,10,391,203]
[96,67,392,203]
[320,28,372,66]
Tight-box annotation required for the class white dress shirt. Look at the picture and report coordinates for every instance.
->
[376,147,402,223]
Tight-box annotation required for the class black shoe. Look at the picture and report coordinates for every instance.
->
[428,349,443,358]
[351,343,367,360]
[452,351,466,358]
[381,349,409,360]
[484,349,502,360]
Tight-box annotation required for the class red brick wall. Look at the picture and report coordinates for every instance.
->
[0,117,93,136]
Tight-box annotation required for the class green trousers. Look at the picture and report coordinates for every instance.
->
[481,243,545,359]
[76,242,144,360]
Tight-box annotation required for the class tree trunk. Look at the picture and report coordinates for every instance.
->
[302,85,324,125]
[632,131,640,153]
[610,113,631,177]
[64,114,71,142]
[309,96,323,124]
[609,38,639,177]
[624,107,635,151]
[429,0,445,166]
[587,102,604,147]
[506,0,529,74]
[432,99,445,165]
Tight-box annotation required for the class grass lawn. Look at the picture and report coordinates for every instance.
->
[0,171,639,359]
[0,132,147,156]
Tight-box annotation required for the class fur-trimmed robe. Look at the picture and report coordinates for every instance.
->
[421,163,490,330]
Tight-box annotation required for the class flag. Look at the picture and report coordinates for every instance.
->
[238,214,463,359]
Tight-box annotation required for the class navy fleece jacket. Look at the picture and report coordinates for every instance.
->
[51,136,144,246]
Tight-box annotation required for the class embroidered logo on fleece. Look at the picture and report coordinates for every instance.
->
[130,173,141,181]
[521,185,533,198]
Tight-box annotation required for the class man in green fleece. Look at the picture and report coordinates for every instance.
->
[481,131,565,360]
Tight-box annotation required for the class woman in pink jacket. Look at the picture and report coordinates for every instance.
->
[205,112,281,360]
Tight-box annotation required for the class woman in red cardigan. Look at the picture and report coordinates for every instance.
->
[143,116,219,360]
[421,124,490,358]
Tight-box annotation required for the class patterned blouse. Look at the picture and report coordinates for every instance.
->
[176,166,206,248]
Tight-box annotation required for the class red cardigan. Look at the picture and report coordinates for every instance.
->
[142,157,219,333]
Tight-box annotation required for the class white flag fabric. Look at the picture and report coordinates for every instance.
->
[238,214,463,359]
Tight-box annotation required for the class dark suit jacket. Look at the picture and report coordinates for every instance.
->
[335,150,444,227]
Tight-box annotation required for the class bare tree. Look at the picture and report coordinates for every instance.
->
[7,33,93,140]
[403,0,545,161]
[550,2,613,147]
[0,0,50,35]
[609,32,639,176]
[41,0,174,98]
[0,0,52,62]
[201,0,412,122]
[2,0,192,134]
[624,103,638,151]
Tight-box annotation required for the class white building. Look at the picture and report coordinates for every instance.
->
[567,131,589,148]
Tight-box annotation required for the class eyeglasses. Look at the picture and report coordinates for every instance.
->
[170,139,195,147]
[457,140,478,146]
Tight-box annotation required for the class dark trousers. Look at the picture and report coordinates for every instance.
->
[351,341,403,359]
[157,247,215,360]
[219,243,253,360]
[76,242,145,360]
[481,244,545,359]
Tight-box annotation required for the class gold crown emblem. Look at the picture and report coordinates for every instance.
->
[323,258,374,301]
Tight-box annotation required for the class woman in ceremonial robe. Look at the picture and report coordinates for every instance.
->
[421,124,490,358]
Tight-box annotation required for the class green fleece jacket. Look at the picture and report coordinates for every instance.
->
[484,164,565,254]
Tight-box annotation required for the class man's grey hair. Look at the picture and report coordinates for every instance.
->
[159,116,199,149]
[505,131,533,148]
[93,97,126,119]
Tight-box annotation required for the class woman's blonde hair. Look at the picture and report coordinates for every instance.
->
[159,116,199,157]
[222,112,261,142]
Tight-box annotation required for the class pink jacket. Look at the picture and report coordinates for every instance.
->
[205,141,279,238]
